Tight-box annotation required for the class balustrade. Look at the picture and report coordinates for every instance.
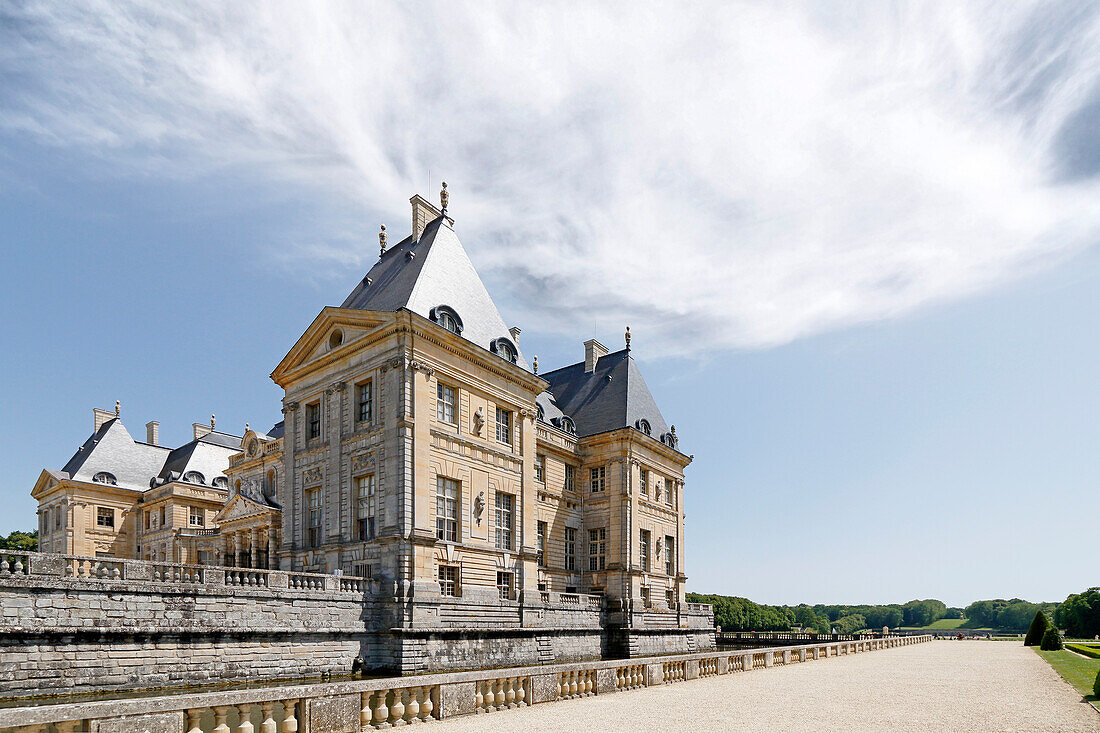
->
[362,685,438,727]
[225,569,268,587]
[559,593,580,605]
[558,670,595,699]
[66,557,124,579]
[0,552,29,577]
[153,564,205,583]
[699,658,719,677]
[752,653,766,670]
[662,661,686,683]
[287,573,324,590]
[728,655,744,672]
[474,676,526,712]
[615,664,646,690]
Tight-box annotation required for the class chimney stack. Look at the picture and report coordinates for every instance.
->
[193,422,213,440]
[584,339,608,373]
[146,421,160,445]
[93,408,115,432]
[410,194,442,240]
[509,326,521,343]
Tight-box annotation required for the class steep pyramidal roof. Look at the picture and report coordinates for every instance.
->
[540,348,671,441]
[340,216,528,369]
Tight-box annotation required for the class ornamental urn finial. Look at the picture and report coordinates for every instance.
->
[440,181,449,213]
[211,414,216,429]
[625,326,631,349]
[115,400,120,417]
[378,224,387,257]
[533,355,539,374]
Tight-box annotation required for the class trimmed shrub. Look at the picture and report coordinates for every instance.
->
[1040,627,1063,651]
[1024,610,1050,646]
[1065,643,1100,659]
[1094,667,1100,698]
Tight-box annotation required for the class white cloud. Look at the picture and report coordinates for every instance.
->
[3,0,1100,354]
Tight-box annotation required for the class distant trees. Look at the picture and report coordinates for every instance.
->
[686,594,795,632]
[0,530,37,551]
[964,599,1056,631]
[901,599,947,627]
[1024,611,1050,647]
[943,607,965,619]
[1053,588,1100,639]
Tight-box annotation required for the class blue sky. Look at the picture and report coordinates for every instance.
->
[1,2,1098,608]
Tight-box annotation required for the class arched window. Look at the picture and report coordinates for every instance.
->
[429,306,463,335]
[212,477,228,489]
[92,472,117,485]
[661,433,677,448]
[183,471,205,485]
[559,416,576,435]
[636,419,651,436]
[490,337,518,364]
[265,469,277,495]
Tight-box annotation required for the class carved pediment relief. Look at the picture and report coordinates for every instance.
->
[351,453,375,474]
[303,467,323,485]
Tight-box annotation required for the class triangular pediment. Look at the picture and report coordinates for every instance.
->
[31,469,65,499]
[214,493,278,525]
[271,306,393,387]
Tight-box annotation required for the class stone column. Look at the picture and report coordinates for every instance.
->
[232,532,240,568]
[249,528,258,569]
[267,530,275,569]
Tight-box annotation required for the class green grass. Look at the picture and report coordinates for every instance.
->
[898,618,974,630]
[1034,648,1100,705]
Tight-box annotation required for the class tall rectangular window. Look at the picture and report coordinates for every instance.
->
[438,565,459,597]
[640,586,651,608]
[564,527,576,571]
[97,507,114,528]
[588,527,607,571]
[665,479,674,506]
[639,468,648,496]
[496,571,514,600]
[307,402,321,440]
[564,464,575,492]
[495,407,512,444]
[307,488,322,548]
[534,454,545,482]
[639,529,651,572]
[436,477,459,542]
[436,384,456,424]
[537,521,547,567]
[494,492,514,550]
[665,535,676,576]
[54,508,62,529]
[357,474,376,541]
[189,507,204,527]
[590,466,605,493]
[357,380,373,424]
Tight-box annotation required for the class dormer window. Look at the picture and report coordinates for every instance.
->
[559,416,576,435]
[183,471,205,485]
[636,419,652,436]
[92,472,117,485]
[491,337,518,364]
[661,433,677,448]
[536,404,545,422]
[430,306,463,335]
[212,477,228,489]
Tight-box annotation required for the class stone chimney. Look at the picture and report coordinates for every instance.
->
[509,326,522,343]
[193,421,213,440]
[146,421,160,445]
[584,339,608,373]
[410,194,442,240]
[93,408,115,432]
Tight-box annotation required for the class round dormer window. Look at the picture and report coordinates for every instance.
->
[430,305,463,335]
[246,439,258,457]
[92,472,117,485]
[183,471,205,485]
[491,337,518,364]
[560,416,576,435]
[636,419,652,436]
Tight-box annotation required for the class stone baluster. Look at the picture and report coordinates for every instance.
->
[404,686,419,723]
[390,685,405,722]
[419,686,435,721]
[187,708,205,733]
[213,706,231,733]
[515,679,526,706]
[260,703,277,733]
[475,682,484,711]
[237,704,254,733]
[280,699,299,733]
[504,678,516,708]
[371,690,390,727]
[56,722,78,733]
[568,671,578,697]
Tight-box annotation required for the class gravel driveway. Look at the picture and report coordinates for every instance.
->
[432,641,1099,732]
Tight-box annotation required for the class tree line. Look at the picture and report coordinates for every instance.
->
[0,530,37,551]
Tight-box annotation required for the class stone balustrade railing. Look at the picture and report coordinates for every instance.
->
[0,550,370,596]
[0,636,933,731]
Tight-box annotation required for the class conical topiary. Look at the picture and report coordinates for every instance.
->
[1094,667,1100,698]
[1024,610,1050,646]
[1040,626,1063,651]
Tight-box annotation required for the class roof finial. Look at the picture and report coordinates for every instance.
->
[533,355,539,375]
[245,422,250,431]
[625,326,631,350]
[440,181,449,213]
[115,400,120,417]
[378,223,387,257]
[211,414,216,429]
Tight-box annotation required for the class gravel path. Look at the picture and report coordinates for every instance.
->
[433,641,1099,732]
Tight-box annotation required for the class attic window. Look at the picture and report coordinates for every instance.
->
[430,306,463,335]
[637,419,652,436]
[560,416,576,435]
[183,471,205,485]
[92,472,117,485]
[212,477,228,489]
[329,329,344,349]
[662,433,678,449]
[537,404,545,421]
[491,337,518,364]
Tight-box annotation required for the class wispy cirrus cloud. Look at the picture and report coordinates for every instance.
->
[2,1,1100,354]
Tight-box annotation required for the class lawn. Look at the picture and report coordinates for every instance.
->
[898,618,971,630]
[1035,648,1099,706]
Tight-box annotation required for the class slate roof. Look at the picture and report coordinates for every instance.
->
[540,348,675,445]
[340,216,528,369]
[59,418,241,492]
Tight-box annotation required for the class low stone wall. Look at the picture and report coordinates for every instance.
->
[0,635,934,732]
